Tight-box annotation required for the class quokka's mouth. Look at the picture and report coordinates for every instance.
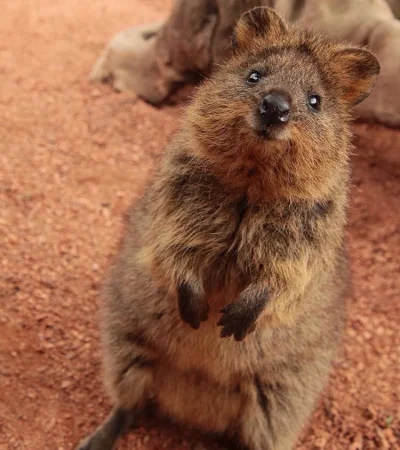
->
[252,117,292,142]
[253,124,284,140]
[254,126,274,139]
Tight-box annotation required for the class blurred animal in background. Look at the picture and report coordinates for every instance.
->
[90,0,400,127]
[77,7,379,450]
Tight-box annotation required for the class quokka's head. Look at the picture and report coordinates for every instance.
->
[187,7,380,197]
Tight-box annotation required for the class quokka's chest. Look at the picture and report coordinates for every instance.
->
[210,202,330,259]
[201,202,332,289]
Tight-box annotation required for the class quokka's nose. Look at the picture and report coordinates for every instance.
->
[259,91,291,125]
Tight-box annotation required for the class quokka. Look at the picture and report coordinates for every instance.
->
[77,7,379,450]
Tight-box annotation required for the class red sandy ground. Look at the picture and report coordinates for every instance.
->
[0,1,399,449]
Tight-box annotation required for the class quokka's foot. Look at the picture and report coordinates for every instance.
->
[76,408,136,450]
[76,433,106,450]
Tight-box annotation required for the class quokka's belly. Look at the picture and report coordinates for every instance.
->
[155,309,273,382]
[150,360,246,434]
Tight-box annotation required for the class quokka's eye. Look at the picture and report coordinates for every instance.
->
[247,71,262,84]
[308,94,321,111]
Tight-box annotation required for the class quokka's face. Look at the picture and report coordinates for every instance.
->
[217,48,331,141]
[190,7,379,158]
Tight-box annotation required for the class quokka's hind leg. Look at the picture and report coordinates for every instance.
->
[76,324,158,449]
[75,342,156,450]
[237,372,323,450]
[76,408,136,450]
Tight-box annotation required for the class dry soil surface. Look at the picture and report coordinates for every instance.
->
[1,1,399,449]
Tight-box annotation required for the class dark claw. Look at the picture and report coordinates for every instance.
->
[216,314,227,327]
[178,282,209,330]
[199,302,210,322]
[247,322,257,334]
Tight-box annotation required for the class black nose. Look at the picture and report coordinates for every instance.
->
[259,92,291,125]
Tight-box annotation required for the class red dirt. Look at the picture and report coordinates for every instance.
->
[0,1,399,449]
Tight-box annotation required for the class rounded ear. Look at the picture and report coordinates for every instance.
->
[232,7,288,53]
[331,47,380,106]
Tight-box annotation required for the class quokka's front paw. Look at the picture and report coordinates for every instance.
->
[218,286,269,341]
[217,302,257,341]
[178,282,209,329]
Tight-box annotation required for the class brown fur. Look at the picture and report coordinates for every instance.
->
[77,8,379,450]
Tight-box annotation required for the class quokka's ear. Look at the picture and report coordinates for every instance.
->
[232,7,288,53]
[331,47,380,106]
